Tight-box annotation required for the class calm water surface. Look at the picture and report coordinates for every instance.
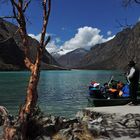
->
[0,70,125,117]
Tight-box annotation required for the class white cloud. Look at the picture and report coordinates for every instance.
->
[60,26,115,52]
[107,30,112,36]
[138,17,140,22]
[28,26,115,56]
[46,41,58,53]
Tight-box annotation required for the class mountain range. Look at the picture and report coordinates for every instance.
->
[54,22,140,70]
[57,48,89,68]
[0,18,64,71]
[77,22,140,70]
[1,18,140,71]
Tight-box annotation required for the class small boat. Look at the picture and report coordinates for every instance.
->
[88,97,140,107]
[88,80,140,107]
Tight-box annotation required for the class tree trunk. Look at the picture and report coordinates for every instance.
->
[2,0,51,139]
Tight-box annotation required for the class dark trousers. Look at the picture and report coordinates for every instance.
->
[130,82,138,104]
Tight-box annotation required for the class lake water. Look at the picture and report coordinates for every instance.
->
[0,70,126,118]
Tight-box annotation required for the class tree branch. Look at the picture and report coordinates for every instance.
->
[24,58,34,70]
[115,19,132,29]
[44,36,51,47]
[10,0,20,23]
[0,16,16,19]
[39,0,51,49]
[9,0,32,70]
[135,0,140,4]
[123,0,140,6]
[23,0,31,13]
[10,0,18,8]
[123,0,132,7]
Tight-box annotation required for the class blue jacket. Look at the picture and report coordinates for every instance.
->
[122,84,130,97]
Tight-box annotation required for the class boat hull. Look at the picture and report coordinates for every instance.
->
[88,97,140,107]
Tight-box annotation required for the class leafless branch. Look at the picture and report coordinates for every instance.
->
[10,0,19,22]
[123,0,140,6]
[23,0,31,13]
[24,58,34,70]
[10,0,18,8]
[44,36,51,47]
[25,15,32,25]
[40,0,51,49]
[115,19,132,29]
[116,19,124,28]
[0,0,52,139]
[0,16,16,19]
[135,0,140,4]
[123,0,132,6]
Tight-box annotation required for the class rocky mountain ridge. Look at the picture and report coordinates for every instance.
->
[57,48,89,68]
[0,18,62,70]
[77,22,140,70]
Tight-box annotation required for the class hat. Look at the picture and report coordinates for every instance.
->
[128,60,135,66]
[93,82,100,88]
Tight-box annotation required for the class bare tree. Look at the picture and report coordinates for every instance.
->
[0,0,51,139]
[123,0,140,6]
[115,18,133,30]
[122,0,140,62]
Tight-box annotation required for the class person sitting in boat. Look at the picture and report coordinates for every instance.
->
[118,83,130,97]
[89,81,104,98]
[109,80,118,88]
[117,81,125,97]
[110,81,130,98]
[89,81,100,89]
[108,80,119,98]
[100,83,110,98]
[108,88,118,98]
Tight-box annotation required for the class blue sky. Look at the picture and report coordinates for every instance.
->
[0,0,140,54]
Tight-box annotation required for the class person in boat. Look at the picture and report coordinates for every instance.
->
[116,81,130,97]
[120,83,130,97]
[108,80,119,98]
[109,80,118,89]
[100,82,110,98]
[117,81,124,97]
[126,60,139,105]
[89,81,100,89]
[100,81,118,99]
[89,81,102,98]
[108,81,125,98]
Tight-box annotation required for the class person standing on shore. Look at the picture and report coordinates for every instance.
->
[126,60,139,105]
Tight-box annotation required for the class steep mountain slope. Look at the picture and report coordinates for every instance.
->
[0,18,60,70]
[57,48,89,68]
[78,22,140,70]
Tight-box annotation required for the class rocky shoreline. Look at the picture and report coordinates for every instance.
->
[0,106,140,140]
[78,106,140,140]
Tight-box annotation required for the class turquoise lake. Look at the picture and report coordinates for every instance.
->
[0,70,126,118]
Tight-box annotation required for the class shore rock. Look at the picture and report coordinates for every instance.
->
[79,106,140,140]
[1,106,140,139]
